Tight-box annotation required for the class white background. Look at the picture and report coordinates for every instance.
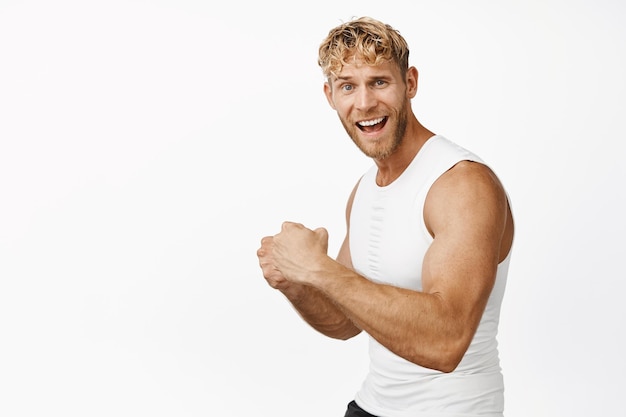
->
[1,0,624,416]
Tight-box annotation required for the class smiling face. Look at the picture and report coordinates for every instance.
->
[324,58,416,160]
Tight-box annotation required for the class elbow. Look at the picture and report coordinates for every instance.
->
[406,339,467,373]
[434,354,463,373]
[414,351,462,373]
[342,328,363,340]
[428,326,475,373]
[329,326,362,341]
[314,320,362,340]
[433,337,468,373]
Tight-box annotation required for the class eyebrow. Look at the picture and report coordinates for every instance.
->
[333,75,353,82]
[333,73,392,84]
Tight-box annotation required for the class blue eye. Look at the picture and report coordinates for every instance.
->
[342,84,353,91]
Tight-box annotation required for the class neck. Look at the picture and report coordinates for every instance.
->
[374,119,434,187]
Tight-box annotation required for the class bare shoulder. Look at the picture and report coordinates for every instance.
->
[426,160,506,214]
[424,160,513,260]
[434,160,505,198]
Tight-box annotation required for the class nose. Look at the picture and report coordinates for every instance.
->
[354,87,377,112]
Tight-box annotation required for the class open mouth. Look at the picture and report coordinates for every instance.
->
[357,116,388,133]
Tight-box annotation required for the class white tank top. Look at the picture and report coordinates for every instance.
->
[350,135,510,417]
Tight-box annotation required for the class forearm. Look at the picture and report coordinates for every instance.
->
[269,222,478,369]
[281,283,362,340]
[310,257,472,372]
[258,230,359,340]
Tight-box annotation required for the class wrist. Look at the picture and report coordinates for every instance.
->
[306,254,338,290]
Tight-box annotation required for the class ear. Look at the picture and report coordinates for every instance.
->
[406,66,418,99]
[323,82,337,110]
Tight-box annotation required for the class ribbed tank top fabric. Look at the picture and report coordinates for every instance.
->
[350,135,510,417]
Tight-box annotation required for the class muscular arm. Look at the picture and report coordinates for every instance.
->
[257,183,362,340]
[284,238,361,340]
[272,162,514,372]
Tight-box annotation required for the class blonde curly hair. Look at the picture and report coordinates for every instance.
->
[318,17,410,80]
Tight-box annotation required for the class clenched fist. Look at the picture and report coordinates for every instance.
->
[272,222,329,284]
[257,221,330,290]
[257,235,290,291]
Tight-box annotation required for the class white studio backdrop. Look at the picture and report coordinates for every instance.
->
[1,0,624,416]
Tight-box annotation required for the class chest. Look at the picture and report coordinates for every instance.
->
[349,181,431,291]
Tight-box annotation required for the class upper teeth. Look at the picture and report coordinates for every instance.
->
[359,117,384,127]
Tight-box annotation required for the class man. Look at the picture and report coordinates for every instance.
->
[257,16,514,417]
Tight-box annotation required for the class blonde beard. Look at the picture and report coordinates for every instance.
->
[353,134,401,160]
[340,103,408,160]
